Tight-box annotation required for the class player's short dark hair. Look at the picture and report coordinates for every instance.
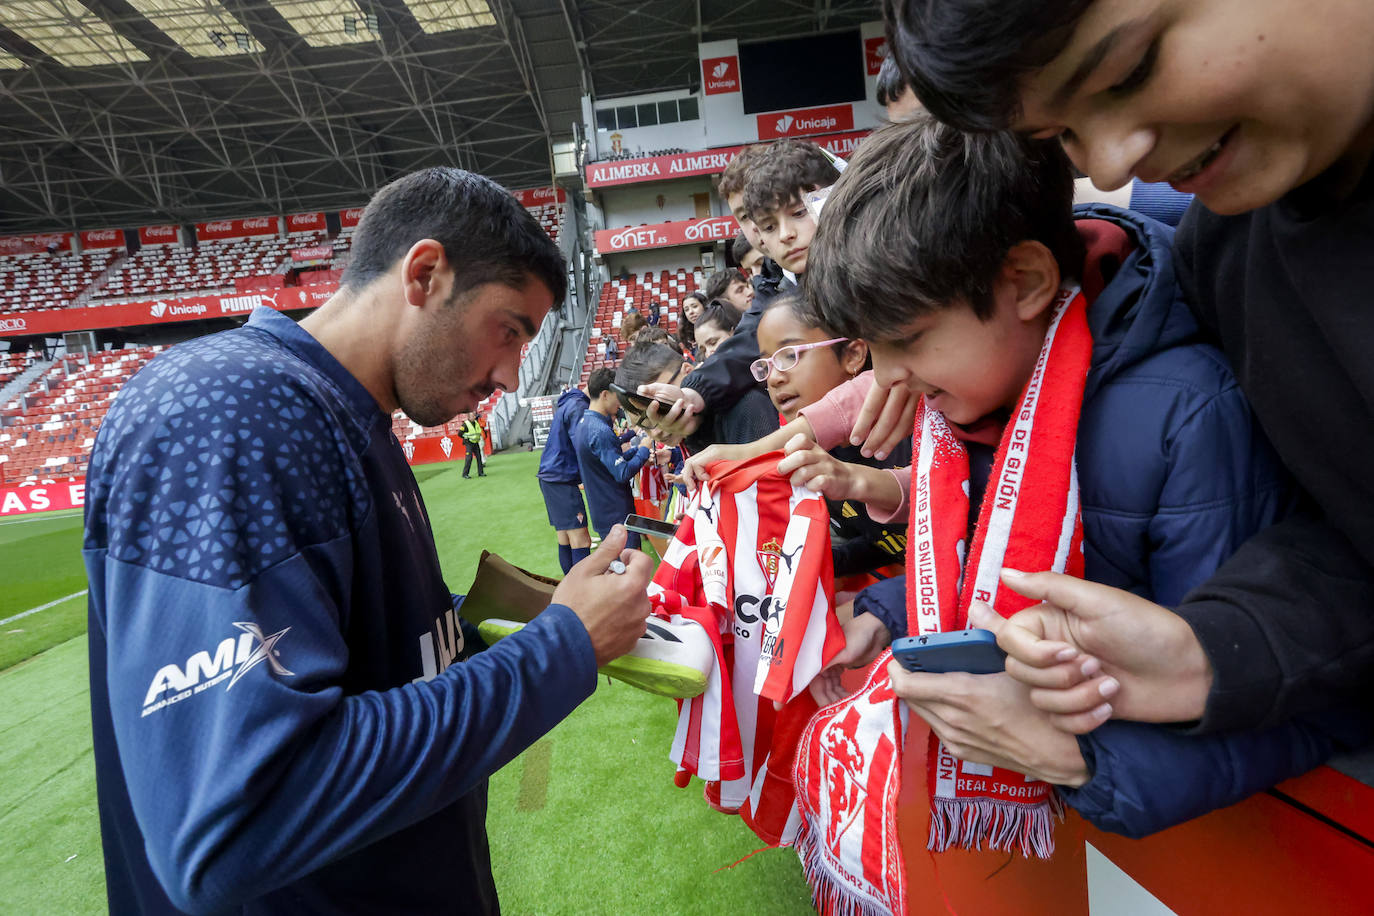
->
[731,232,754,263]
[802,111,1082,339]
[342,167,567,305]
[715,145,767,198]
[588,367,616,398]
[695,301,741,337]
[614,341,683,411]
[703,269,746,302]
[743,140,840,220]
[875,55,910,109]
[882,0,1092,131]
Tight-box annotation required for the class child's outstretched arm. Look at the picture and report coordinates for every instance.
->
[776,433,905,517]
[679,415,818,487]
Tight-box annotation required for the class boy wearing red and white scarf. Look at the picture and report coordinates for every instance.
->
[784,113,1335,914]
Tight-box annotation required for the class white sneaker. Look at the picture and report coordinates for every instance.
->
[479,616,712,698]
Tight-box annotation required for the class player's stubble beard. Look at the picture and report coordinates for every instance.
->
[394,287,486,429]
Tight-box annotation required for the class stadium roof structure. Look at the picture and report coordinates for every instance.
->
[0,0,876,234]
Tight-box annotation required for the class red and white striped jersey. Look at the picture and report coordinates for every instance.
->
[648,452,844,845]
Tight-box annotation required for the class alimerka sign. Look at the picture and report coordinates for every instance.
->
[585,130,870,188]
[593,216,738,254]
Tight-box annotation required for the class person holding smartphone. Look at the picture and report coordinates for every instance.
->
[573,367,652,551]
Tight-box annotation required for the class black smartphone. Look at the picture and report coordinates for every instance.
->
[624,513,679,539]
[890,629,1007,674]
[608,382,678,414]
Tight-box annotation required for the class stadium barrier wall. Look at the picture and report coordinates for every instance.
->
[0,478,85,516]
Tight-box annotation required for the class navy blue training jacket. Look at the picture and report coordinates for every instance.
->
[855,204,1364,837]
[84,308,598,914]
[572,408,648,534]
[536,387,589,483]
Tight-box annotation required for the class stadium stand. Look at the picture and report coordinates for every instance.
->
[0,345,162,483]
[527,199,565,246]
[580,268,698,386]
[0,351,38,389]
[94,233,325,302]
[0,249,123,312]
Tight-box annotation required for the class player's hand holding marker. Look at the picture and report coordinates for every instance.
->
[552,525,652,666]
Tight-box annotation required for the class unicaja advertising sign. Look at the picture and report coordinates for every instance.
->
[702,56,740,95]
[756,104,855,140]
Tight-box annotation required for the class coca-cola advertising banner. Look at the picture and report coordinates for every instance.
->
[585,130,870,188]
[291,246,334,262]
[0,232,72,256]
[340,208,365,228]
[0,282,338,338]
[757,104,856,140]
[0,479,85,516]
[594,215,738,254]
[285,211,326,234]
[864,36,888,75]
[195,216,281,242]
[80,229,125,250]
[512,187,566,208]
[139,224,180,246]
[702,56,740,95]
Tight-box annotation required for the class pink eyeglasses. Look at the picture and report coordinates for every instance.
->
[749,338,849,381]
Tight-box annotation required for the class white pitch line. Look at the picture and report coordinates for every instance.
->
[0,590,88,628]
[0,510,83,528]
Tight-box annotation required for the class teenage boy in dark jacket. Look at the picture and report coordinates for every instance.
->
[793,114,1364,837]
[642,141,838,449]
[574,368,650,551]
[537,385,592,573]
[878,0,1374,742]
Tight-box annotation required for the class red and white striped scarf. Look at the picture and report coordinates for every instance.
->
[793,287,1090,914]
[649,453,845,845]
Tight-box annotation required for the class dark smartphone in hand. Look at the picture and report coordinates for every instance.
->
[891,629,1007,674]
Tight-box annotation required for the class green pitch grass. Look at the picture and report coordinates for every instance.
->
[0,451,814,914]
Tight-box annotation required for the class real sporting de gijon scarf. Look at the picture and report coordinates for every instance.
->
[793,287,1090,915]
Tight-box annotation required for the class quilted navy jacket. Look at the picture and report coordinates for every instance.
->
[856,204,1370,837]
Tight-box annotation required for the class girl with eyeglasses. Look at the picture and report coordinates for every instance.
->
[684,295,912,590]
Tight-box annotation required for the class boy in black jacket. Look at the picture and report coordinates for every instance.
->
[640,141,839,451]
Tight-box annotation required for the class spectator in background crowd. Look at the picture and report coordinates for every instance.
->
[619,339,777,449]
[680,291,708,326]
[537,382,593,574]
[647,300,661,326]
[733,232,764,278]
[637,140,841,452]
[574,367,651,551]
[603,335,618,362]
[619,310,646,344]
[703,268,754,313]
[692,301,740,361]
[676,315,697,360]
[82,166,653,914]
